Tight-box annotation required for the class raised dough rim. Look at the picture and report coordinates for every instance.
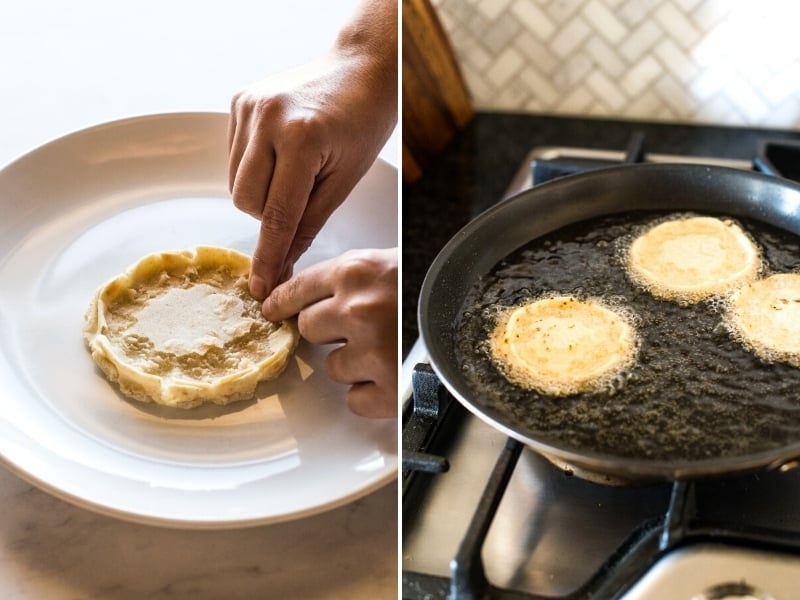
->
[83,245,299,408]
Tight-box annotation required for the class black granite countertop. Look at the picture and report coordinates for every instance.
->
[402,112,800,357]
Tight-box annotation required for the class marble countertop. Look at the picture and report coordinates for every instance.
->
[0,465,396,599]
[0,2,397,598]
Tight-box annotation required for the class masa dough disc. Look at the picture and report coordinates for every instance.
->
[489,296,638,396]
[727,273,800,366]
[627,215,760,304]
[83,246,299,409]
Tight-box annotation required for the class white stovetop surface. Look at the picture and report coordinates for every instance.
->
[0,2,397,599]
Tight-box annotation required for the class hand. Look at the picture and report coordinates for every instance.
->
[228,2,397,300]
[262,248,398,418]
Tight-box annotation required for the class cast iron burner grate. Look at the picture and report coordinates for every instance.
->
[402,365,800,600]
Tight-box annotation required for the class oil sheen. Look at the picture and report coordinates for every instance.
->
[454,211,800,462]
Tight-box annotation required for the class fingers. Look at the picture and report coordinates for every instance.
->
[262,252,398,418]
[324,347,398,418]
[231,142,275,219]
[228,97,267,209]
[249,152,319,299]
[281,168,363,269]
[297,298,346,344]
[261,259,337,321]
[228,94,326,300]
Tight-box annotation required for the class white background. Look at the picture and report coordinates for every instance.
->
[0,0,397,168]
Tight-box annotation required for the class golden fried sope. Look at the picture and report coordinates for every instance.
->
[83,246,298,409]
[726,273,800,367]
[627,215,760,304]
[488,295,639,396]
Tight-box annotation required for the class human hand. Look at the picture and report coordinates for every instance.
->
[228,11,397,300]
[261,248,398,418]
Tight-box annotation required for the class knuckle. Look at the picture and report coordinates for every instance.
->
[333,251,374,284]
[229,90,244,112]
[284,114,323,142]
[260,202,295,234]
[230,89,263,119]
[252,93,295,125]
[232,90,292,124]
[276,115,328,162]
[341,297,373,325]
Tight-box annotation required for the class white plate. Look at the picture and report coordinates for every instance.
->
[0,112,398,528]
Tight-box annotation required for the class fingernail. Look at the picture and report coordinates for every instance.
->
[249,274,268,300]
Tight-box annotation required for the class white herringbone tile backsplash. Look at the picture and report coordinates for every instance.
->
[432,0,800,128]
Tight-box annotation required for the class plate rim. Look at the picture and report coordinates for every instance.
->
[0,111,398,528]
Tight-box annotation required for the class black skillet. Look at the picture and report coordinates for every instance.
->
[419,163,800,483]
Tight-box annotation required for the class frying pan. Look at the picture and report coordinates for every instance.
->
[419,163,800,482]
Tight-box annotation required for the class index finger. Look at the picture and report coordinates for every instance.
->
[261,259,337,321]
[249,153,318,299]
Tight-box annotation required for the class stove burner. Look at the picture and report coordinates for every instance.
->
[403,363,800,600]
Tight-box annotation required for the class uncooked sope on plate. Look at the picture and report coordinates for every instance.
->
[83,246,298,409]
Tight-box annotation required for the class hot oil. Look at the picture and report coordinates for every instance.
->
[455,211,800,462]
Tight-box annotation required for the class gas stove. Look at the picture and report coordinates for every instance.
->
[402,137,800,600]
